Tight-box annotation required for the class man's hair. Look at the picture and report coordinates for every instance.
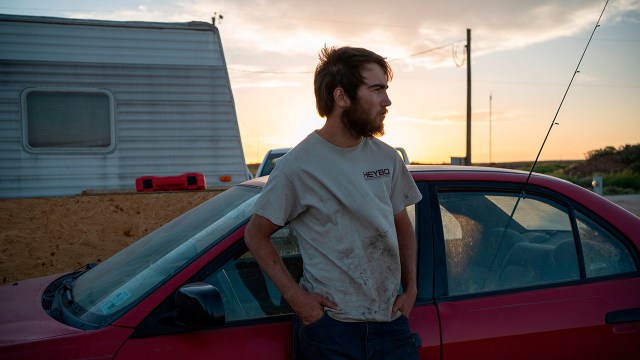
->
[314,46,393,117]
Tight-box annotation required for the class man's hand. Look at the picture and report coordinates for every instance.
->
[245,215,338,326]
[393,209,418,318]
[392,287,417,318]
[287,287,338,325]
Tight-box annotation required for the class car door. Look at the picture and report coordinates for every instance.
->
[429,183,640,359]
[114,225,302,359]
[116,198,443,359]
[406,195,442,359]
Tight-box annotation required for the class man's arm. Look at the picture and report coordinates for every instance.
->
[391,208,418,317]
[244,214,336,324]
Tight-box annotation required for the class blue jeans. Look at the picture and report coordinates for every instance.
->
[293,313,420,359]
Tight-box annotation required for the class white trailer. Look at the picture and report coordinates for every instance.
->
[0,14,251,198]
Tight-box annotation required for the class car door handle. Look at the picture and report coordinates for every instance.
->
[606,308,640,324]
[411,333,422,348]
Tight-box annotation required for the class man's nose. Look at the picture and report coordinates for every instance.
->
[382,92,392,107]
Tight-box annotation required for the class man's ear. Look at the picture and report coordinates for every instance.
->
[333,87,350,108]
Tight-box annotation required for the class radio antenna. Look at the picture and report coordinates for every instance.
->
[526,1,609,188]
[485,0,610,280]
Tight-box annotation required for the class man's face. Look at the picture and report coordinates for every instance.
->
[340,63,392,138]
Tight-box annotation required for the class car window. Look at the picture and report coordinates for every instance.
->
[258,154,278,177]
[205,225,302,322]
[257,150,289,177]
[202,205,417,323]
[69,186,259,329]
[438,191,580,296]
[575,210,637,277]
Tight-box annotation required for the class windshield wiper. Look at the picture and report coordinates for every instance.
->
[63,282,74,305]
[62,263,97,305]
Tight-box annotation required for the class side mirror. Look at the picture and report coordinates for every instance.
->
[174,282,225,328]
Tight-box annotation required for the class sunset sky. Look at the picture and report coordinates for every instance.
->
[2,0,639,164]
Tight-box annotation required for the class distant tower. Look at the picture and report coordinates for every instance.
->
[465,28,472,166]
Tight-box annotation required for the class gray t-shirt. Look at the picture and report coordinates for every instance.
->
[252,131,422,322]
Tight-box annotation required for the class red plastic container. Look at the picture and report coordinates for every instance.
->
[135,172,206,192]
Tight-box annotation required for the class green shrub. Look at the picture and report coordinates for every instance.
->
[534,163,568,174]
[603,171,640,191]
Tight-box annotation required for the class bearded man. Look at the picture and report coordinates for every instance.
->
[245,46,422,360]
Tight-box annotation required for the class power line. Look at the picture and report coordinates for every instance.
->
[229,40,467,74]
[389,40,465,62]
[452,43,466,68]
[232,11,423,30]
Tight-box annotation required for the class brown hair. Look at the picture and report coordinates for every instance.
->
[314,46,393,117]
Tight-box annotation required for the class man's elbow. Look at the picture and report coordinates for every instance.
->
[244,214,277,250]
[244,216,260,249]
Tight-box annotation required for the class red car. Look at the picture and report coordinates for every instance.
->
[1,166,639,359]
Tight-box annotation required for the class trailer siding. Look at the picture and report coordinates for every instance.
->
[0,15,249,198]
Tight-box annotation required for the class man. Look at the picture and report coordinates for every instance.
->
[245,46,422,359]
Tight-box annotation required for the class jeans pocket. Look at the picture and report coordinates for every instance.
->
[302,311,329,330]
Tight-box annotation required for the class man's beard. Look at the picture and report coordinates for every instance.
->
[341,100,385,138]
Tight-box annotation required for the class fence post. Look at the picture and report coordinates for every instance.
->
[592,175,603,195]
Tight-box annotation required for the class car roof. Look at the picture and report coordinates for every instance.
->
[267,148,292,155]
[243,164,639,250]
[407,165,606,212]
[246,165,543,188]
[244,164,636,213]
[409,164,529,175]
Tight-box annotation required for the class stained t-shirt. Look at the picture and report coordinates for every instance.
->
[252,131,422,322]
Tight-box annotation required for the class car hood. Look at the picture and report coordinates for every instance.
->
[0,274,83,345]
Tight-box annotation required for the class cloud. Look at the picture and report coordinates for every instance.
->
[231,78,302,89]
[392,111,463,126]
[20,0,639,70]
[208,0,639,70]
[392,107,524,126]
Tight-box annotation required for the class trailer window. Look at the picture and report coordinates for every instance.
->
[22,88,115,152]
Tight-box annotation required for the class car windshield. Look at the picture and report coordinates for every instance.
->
[258,151,288,177]
[66,185,260,328]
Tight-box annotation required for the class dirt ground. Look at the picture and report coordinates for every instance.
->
[0,190,638,286]
[0,190,221,285]
[606,194,640,217]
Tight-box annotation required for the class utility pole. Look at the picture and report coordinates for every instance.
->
[213,12,224,26]
[465,28,472,166]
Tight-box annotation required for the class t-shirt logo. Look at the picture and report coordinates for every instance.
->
[363,168,391,180]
